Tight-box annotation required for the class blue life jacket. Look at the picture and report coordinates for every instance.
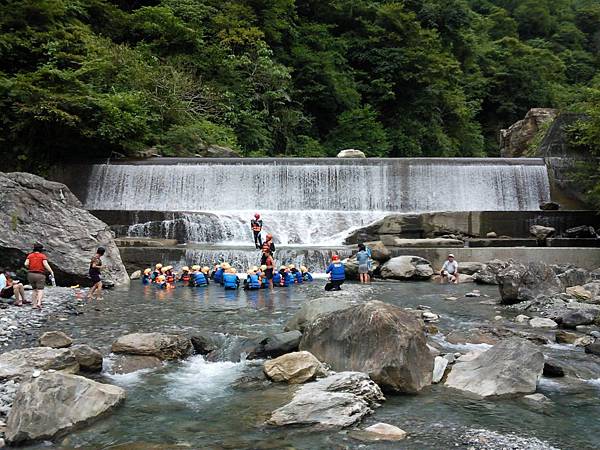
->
[327,262,345,281]
[247,274,261,289]
[302,272,313,282]
[272,272,281,285]
[223,273,239,290]
[214,268,224,284]
[295,271,303,284]
[192,272,207,287]
[261,276,269,288]
[282,272,294,287]
[141,275,151,285]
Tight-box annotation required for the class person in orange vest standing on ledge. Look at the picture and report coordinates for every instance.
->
[251,213,263,249]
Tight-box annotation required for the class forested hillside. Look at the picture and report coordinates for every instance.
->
[1,0,599,169]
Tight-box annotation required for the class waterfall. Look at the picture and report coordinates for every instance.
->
[83,158,551,245]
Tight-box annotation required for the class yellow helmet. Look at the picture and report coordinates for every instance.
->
[221,262,231,270]
[201,266,210,273]
[156,274,166,282]
[182,266,190,272]
[288,264,295,269]
[155,263,163,269]
[230,267,237,273]
[143,268,151,275]
[300,265,308,273]
[191,265,200,271]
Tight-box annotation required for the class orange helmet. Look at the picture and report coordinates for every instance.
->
[332,255,340,261]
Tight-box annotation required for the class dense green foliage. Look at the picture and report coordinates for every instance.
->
[1,0,600,171]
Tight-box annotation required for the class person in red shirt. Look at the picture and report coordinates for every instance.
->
[24,243,54,309]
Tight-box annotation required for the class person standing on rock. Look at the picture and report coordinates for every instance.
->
[356,244,371,284]
[24,243,55,309]
[251,213,263,249]
[325,255,345,291]
[87,247,106,300]
[440,253,459,284]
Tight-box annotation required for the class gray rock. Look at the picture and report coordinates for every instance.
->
[111,333,193,361]
[337,149,366,158]
[257,331,302,358]
[0,172,129,287]
[380,256,434,280]
[543,360,565,377]
[190,332,225,355]
[486,232,498,238]
[554,266,592,290]
[204,145,241,158]
[540,201,560,211]
[459,262,486,275]
[268,372,384,428]
[497,261,562,304]
[584,341,600,357]
[71,344,103,372]
[5,372,125,444]
[107,354,163,375]
[38,331,72,349]
[379,237,463,248]
[432,356,448,384]
[555,330,578,344]
[365,241,391,262]
[524,393,551,403]
[263,351,327,384]
[557,309,598,329]
[564,225,596,239]
[0,347,79,382]
[355,422,407,441]
[285,297,355,332]
[300,301,433,393]
[499,108,558,158]
[529,225,555,240]
[529,318,558,329]
[445,339,544,397]
[473,259,508,285]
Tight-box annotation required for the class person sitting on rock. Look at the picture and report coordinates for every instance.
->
[441,254,459,284]
[0,268,27,306]
[325,255,345,291]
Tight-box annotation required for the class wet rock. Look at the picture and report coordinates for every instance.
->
[5,371,125,444]
[540,201,560,211]
[459,262,486,275]
[555,266,592,290]
[566,286,593,301]
[555,330,578,344]
[445,339,544,397]
[190,332,225,355]
[0,347,79,382]
[529,318,558,329]
[564,225,596,239]
[111,333,192,361]
[523,393,551,403]
[268,372,384,428]
[380,256,434,280]
[256,331,302,358]
[337,149,366,158]
[263,351,327,384]
[284,297,355,332]
[432,356,448,384]
[365,241,391,262]
[107,355,163,374]
[557,309,598,329]
[497,261,562,304]
[529,225,555,241]
[71,344,103,372]
[130,270,141,280]
[515,315,530,323]
[486,232,497,238]
[465,291,481,297]
[300,301,433,393]
[354,423,407,441]
[0,172,129,287]
[543,360,565,377]
[584,341,600,357]
[582,281,600,302]
[38,331,72,349]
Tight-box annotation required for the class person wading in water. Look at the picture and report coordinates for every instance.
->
[251,213,263,249]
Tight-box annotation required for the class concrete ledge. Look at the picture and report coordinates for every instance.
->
[547,238,600,248]
[467,239,539,248]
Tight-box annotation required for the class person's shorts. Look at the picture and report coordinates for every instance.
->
[265,269,274,280]
[90,272,102,284]
[28,272,46,290]
[444,271,456,280]
[358,264,369,274]
[0,287,14,298]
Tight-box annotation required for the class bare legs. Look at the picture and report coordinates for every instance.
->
[31,289,44,309]
[88,281,103,300]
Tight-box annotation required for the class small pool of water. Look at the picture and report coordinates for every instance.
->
[23,281,600,449]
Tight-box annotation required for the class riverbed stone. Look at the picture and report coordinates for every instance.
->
[5,371,125,444]
[524,393,551,403]
[445,339,544,397]
[555,330,578,344]
[566,286,593,301]
[584,341,600,357]
[432,356,448,384]
[380,256,434,280]
[71,344,103,372]
[38,331,72,349]
[543,359,565,377]
[300,301,433,393]
[263,351,327,384]
[0,347,79,381]
[0,172,129,287]
[459,262,487,275]
[355,423,407,441]
[111,333,193,361]
[284,297,355,332]
[529,318,558,329]
[473,259,508,285]
[497,261,562,304]
[268,372,384,428]
[108,355,163,374]
[256,331,302,358]
[557,309,598,329]
[529,225,555,240]
[130,270,142,280]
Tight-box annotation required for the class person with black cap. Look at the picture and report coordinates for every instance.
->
[87,247,106,300]
[441,253,459,284]
[24,243,54,309]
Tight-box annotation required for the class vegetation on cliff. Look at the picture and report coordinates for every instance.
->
[0,0,599,176]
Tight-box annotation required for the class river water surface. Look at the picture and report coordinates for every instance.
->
[22,281,600,449]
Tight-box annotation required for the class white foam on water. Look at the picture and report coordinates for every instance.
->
[164,355,245,409]
[538,377,567,391]
[431,334,493,353]
[584,378,600,387]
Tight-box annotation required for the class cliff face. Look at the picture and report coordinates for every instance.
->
[500,108,558,158]
[0,172,129,286]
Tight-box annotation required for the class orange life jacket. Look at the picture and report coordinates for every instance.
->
[251,219,262,232]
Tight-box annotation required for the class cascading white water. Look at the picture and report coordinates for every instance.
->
[84,158,551,244]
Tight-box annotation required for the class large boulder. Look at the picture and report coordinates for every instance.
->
[365,241,391,262]
[529,225,555,240]
[344,256,379,279]
[497,261,562,304]
[111,333,193,361]
[566,286,593,301]
[71,344,103,372]
[0,347,79,381]
[444,339,544,397]
[337,149,366,158]
[268,372,384,428]
[499,108,558,158]
[459,262,486,276]
[263,351,327,384]
[5,371,125,444]
[380,256,434,281]
[38,331,72,349]
[557,309,598,329]
[285,297,356,332]
[473,259,508,285]
[300,301,433,393]
[0,172,129,287]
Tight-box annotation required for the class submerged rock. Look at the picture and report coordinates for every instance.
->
[38,331,72,349]
[268,372,384,428]
[445,339,544,397]
[263,351,327,384]
[5,371,125,444]
[300,301,433,393]
[353,423,407,442]
[0,347,79,382]
[107,355,163,375]
[111,333,192,361]
[380,256,434,280]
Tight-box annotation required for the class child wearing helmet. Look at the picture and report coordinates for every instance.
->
[151,263,163,281]
[325,255,345,291]
[142,268,152,285]
[179,266,191,283]
[250,213,263,249]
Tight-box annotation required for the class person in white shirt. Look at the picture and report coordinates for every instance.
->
[441,254,459,284]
